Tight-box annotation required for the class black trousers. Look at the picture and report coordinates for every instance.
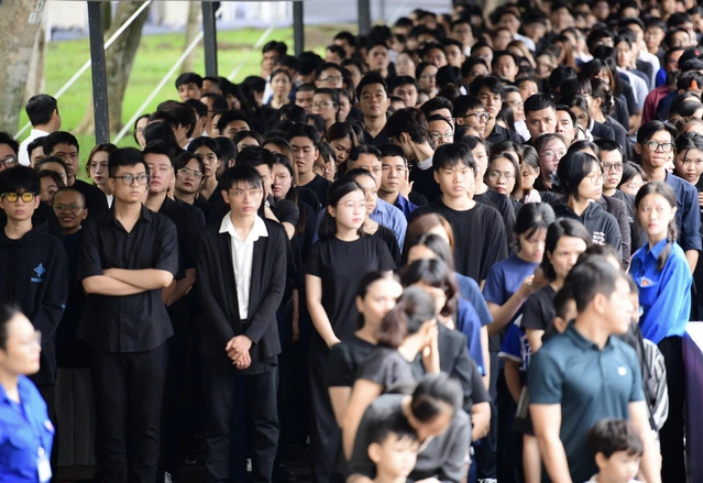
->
[91,342,169,483]
[308,336,340,483]
[658,336,686,482]
[473,351,499,481]
[202,357,279,483]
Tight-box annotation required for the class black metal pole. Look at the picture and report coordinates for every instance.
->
[293,1,304,56]
[87,1,110,144]
[202,2,218,77]
[358,0,371,36]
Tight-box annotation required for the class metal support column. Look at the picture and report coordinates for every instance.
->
[358,0,372,36]
[87,1,110,144]
[293,1,304,56]
[202,2,218,77]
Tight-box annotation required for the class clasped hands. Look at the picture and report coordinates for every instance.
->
[226,335,253,370]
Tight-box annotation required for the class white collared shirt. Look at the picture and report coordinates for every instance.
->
[18,128,50,166]
[417,156,434,171]
[219,213,268,320]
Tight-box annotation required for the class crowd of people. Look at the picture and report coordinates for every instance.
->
[1,0,702,482]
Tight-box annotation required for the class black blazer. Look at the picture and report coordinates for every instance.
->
[591,120,616,142]
[196,217,287,367]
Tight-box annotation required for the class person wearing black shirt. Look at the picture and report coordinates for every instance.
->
[287,124,331,209]
[76,148,178,483]
[306,179,395,483]
[411,143,508,283]
[196,166,287,483]
[384,108,441,202]
[143,144,205,480]
[469,75,524,144]
[357,74,392,146]
[42,131,108,218]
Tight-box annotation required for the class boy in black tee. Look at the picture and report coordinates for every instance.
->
[287,124,331,209]
[411,143,508,283]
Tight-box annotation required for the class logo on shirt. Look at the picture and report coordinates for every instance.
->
[592,231,606,246]
[618,367,628,376]
[31,263,46,283]
[640,277,652,287]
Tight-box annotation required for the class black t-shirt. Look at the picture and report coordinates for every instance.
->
[412,200,508,282]
[73,179,109,218]
[521,285,556,332]
[295,186,321,213]
[474,189,515,249]
[326,336,375,387]
[306,236,396,341]
[301,175,331,208]
[409,164,442,203]
[355,346,415,390]
[373,225,401,266]
[363,130,391,146]
[271,196,300,228]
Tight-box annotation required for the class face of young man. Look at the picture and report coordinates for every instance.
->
[39,176,59,205]
[262,50,278,76]
[350,154,383,186]
[290,136,319,178]
[526,107,557,141]
[478,87,503,121]
[253,164,273,197]
[602,277,634,335]
[360,83,390,120]
[381,155,408,195]
[295,90,315,113]
[0,189,40,222]
[393,84,418,109]
[145,153,174,197]
[222,121,250,139]
[49,142,79,182]
[367,46,391,71]
[37,162,68,185]
[223,181,264,218]
[555,110,577,144]
[444,45,465,68]
[433,162,475,199]
[316,68,344,89]
[108,164,150,205]
[53,190,87,234]
[177,82,201,102]
[493,55,518,82]
[428,120,453,147]
[451,22,473,47]
[600,149,624,190]
[0,144,18,173]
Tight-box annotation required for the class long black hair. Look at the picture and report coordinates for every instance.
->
[376,286,436,349]
[541,219,593,281]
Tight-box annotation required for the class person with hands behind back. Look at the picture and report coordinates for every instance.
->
[196,165,288,483]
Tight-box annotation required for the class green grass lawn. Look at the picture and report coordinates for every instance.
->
[21,23,347,177]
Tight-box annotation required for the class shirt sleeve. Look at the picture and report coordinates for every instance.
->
[482,264,505,306]
[679,184,702,252]
[627,346,645,403]
[375,237,397,271]
[76,218,103,281]
[154,217,179,277]
[458,275,493,326]
[469,359,490,404]
[305,242,323,277]
[499,325,523,363]
[527,349,563,405]
[389,205,407,252]
[521,290,549,331]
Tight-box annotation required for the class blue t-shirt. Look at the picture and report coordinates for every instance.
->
[0,376,54,482]
[499,323,531,375]
[630,239,692,344]
[456,272,492,327]
[456,297,486,375]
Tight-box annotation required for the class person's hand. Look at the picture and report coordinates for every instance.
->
[399,175,413,199]
[234,351,251,370]
[226,335,252,360]
[518,275,536,298]
[326,336,341,349]
[697,191,703,208]
[291,314,300,343]
[422,323,440,373]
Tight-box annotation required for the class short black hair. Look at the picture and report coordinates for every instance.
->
[108,147,149,178]
[524,94,556,117]
[142,142,175,168]
[175,72,203,89]
[349,144,382,164]
[390,76,418,92]
[366,406,419,447]
[587,419,644,459]
[557,151,601,200]
[286,124,320,145]
[25,94,58,127]
[200,93,229,112]
[184,98,208,119]
[566,257,627,313]
[187,136,222,159]
[0,132,20,156]
[235,146,274,171]
[452,95,484,118]
[27,137,45,159]
[42,131,79,155]
[174,151,204,174]
[34,156,67,173]
[384,108,429,145]
[433,142,476,173]
[315,62,344,81]
[219,165,264,192]
[37,170,66,189]
[356,73,389,99]
[379,143,407,162]
[410,373,463,423]
[461,58,488,78]
[214,137,237,166]
[162,102,197,138]
[468,75,503,97]
[421,97,454,119]
[217,110,252,134]
[53,186,85,206]
[262,40,287,55]
[0,166,41,195]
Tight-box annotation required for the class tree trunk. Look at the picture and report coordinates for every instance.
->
[182,2,201,74]
[75,1,151,136]
[25,18,48,101]
[0,0,46,134]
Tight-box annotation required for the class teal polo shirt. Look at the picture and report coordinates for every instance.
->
[528,322,644,482]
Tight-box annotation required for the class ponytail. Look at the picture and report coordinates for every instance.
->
[376,286,436,349]
[376,303,408,349]
[658,221,677,271]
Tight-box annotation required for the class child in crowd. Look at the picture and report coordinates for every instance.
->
[366,410,420,483]
[585,419,643,483]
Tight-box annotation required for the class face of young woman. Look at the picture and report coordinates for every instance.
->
[354,174,378,215]
[637,192,677,242]
[548,235,589,281]
[272,72,292,97]
[674,147,703,184]
[272,163,293,199]
[312,94,337,122]
[538,139,567,175]
[569,105,589,130]
[485,156,517,196]
[331,137,353,165]
[518,228,547,263]
[0,313,41,376]
[577,163,605,200]
[329,189,366,232]
[638,130,674,170]
[521,163,539,192]
[176,159,204,195]
[338,95,352,121]
[88,150,110,187]
[471,144,488,178]
[194,146,220,179]
[356,278,404,328]
[418,65,438,92]
[504,91,525,121]
[619,174,644,197]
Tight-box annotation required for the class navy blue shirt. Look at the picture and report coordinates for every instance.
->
[0,376,54,482]
[665,172,702,252]
[456,297,486,375]
[528,323,644,483]
[630,239,692,344]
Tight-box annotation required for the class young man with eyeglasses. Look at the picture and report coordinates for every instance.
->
[77,147,178,483]
[143,143,205,481]
[427,115,454,148]
[0,131,21,172]
[42,132,108,218]
[0,166,68,437]
[453,95,489,137]
[314,63,345,90]
[469,75,524,144]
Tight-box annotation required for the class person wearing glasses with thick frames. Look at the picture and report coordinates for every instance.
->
[76,148,178,483]
[453,95,489,138]
[636,121,701,273]
[0,166,69,473]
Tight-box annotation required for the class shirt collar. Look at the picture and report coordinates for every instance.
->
[103,203,153,226]
[219,212,268,242]
[645,238,670,259]
[565,321,614,352]
[417,155,433,171]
